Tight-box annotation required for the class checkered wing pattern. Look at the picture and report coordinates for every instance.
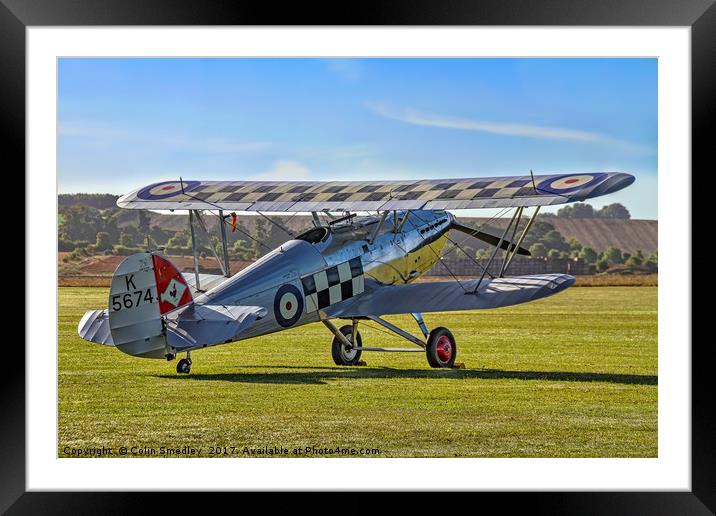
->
[301,257,364,313]
[116,173,634,212]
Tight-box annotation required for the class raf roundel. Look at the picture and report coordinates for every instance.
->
[137,180,201,200]
[273,284,304,328]
[536,173,606,195]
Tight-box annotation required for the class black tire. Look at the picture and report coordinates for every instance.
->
[176,358,191,374]
[331,325,363,366]
[426,327,456,368]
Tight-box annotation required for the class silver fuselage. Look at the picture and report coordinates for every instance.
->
[192,210,453,345]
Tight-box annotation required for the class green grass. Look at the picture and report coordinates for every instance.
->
[59,286,657,458]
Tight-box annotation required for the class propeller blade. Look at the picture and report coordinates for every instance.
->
[449,221,531,256]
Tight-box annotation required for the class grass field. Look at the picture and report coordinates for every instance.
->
[58,286,657,458]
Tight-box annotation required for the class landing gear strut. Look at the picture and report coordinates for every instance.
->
[176,352,192,374]
[322,316,459,368]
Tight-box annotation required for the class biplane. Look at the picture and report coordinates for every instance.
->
[78,172,634,373]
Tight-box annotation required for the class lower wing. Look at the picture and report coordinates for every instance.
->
[326,274,574,317]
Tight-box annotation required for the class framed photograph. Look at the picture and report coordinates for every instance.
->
[6,0,710,512]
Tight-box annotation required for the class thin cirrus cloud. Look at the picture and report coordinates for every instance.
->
[367,103,653,154]
[59,122,271,154]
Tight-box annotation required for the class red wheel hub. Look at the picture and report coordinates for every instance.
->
[436,335,452,362]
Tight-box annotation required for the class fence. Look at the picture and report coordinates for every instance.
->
[195,256,595,278]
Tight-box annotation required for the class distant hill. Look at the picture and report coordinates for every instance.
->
[460,217,657,255]
[59,193,120,209]
[540,218,656,255]
[141,213,657,255]
[58,194,657,255]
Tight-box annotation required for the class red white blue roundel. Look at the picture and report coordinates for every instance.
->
[537,173,606,195]
[274,284,304,328]
[137,180,200,200]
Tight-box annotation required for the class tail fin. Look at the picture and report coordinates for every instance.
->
[102,252,192,358]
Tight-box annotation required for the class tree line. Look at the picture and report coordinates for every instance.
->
[58,198,655,274]
[549,202,631,219]
[58,204,289,263]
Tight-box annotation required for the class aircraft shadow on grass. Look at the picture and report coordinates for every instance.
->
[158,367,658,386]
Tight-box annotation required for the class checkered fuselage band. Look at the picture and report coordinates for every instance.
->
[301,257,364,313]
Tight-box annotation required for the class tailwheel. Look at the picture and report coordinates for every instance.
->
[176,355,192,374]
[331,325,363,366]
[426,327,456,368]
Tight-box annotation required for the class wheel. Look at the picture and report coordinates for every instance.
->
[176,358,191,374]
[426,327,456,368]
[331,325,362,366]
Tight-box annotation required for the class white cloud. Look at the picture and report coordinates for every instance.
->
[249,160,312,181]
[367,103,652,153]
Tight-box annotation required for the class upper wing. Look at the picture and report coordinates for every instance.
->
[117,173,634,212]
[325,274,575,318]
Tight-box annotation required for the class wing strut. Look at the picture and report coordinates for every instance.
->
[194,211,228,278]
[218,210,231,278]
[396,210,411,232]
[473,207,520,293]
[188,210,201,291]
[499,206,524,277]
[311,211,322,228]
[503,206,541,275]
[369,211,390,244]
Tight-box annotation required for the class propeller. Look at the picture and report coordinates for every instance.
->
[449,221,531,256]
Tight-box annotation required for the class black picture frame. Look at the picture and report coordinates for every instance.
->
[5,1,709,513]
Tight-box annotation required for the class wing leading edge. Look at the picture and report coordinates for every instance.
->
[117,173,634,212]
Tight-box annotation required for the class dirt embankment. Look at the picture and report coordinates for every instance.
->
[59,253,253,287]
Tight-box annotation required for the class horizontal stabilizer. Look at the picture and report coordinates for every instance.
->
[78,309,114,346]
[327,274,575,317]
[164,303,267,349]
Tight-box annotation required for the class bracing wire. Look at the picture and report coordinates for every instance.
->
[176,179,274,253]
[400,210,470,292]
[433,206,518,276]
[409,209,509,284]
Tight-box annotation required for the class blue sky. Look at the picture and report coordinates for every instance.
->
[58,58,657,218]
